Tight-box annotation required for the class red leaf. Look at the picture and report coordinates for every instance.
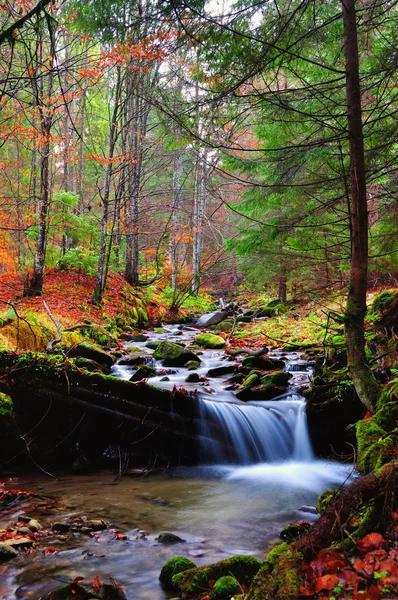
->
[93,575,101,593]
[314,574,339,593]
[357,533,386,553]
[299,580,315,596]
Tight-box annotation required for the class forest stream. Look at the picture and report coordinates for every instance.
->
[0,325,354,600]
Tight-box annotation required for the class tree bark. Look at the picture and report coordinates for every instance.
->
[342,0,378,412]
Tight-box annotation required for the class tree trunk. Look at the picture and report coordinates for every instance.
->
[92,68,121,304]
[342,0,378,412]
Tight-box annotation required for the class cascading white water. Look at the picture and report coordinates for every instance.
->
[199,394,314,464]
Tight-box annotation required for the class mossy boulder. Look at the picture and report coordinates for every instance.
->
[279,521,311,542]
[246,543,303,600]
[212,575,241,599]
[241,356,285,372]
[72,343,114,368]
[195,333,226,349]
[153,341,201,367]
[157,532,186,545]
[243,371,261,389]
[0,393,13,418]
[236,372,290,401]
[72,357,105,373]
[129,365,156,381]
[159,556,197,590]
[212,320,234,332]
[171,555,261,595]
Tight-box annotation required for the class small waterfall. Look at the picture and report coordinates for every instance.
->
[198,395,314,465]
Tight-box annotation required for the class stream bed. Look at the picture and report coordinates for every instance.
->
[0,325,354,599]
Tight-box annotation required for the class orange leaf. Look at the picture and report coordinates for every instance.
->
[314,574,339,593]
[357,533,386,553]
[93,574,100,593]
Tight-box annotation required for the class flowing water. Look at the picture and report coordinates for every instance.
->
[0,326,354,600]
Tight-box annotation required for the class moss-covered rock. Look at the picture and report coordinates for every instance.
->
[371,289,398,313]
[195,333,226,349]
[212,575,241,599]
[171,555,261,595]
[246,543,303,600]
[71,342,114,368]
[241,356,285,371]
[261,370,292,387]
[243,371,261,389]
[129,365,156,381]
[159,556,197,590]
[153,341,201,367]
[0,393,13,418]
[279,521,311,542]
[72,357,105,373]
[186,360,201,370]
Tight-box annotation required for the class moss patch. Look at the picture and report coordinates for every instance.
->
[171,555,261,596]
[0,393,13,417]
[159,556,197,590]
[247,543,303,600]
[212,575,241,599]
[195,333,226,349]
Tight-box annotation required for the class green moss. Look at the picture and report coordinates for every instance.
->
[260,370,291,387]
[195,333,226,349]
[243,372,260,389]
[186,360,200,370]
[159,556,197,590]
[356,416,395,473]
[247,544,303,600]
[371,290,398,313]
[0,392,13,417]
[171,555,261,596]
[317,489,339,514]
[153,341,200,367]
[212,575,241,599]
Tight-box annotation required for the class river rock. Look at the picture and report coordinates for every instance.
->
[236,383,288,401]
[52,522,71,533]
[185,373,200,383]
[195,312,229,328]
[44,579,127,600]
[241,355,285,372]
[0,542,18,561]
[27,519,41,532]
[153,341,201,367]
[129,365,156,381]
[157,532,186,544]
[118,355,147,366]
[195,333,226,349]
[207,365,237,378]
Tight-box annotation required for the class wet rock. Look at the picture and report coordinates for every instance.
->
[118,355,146,366]
[85,519,107,531]
[153,341,201,367]
[160,376,170,381]
[227,373,244,384]
[241,355,285,371]
[44,579,127,600]
[207,365,237,378]
[17,526,31,535]
[186,360,201,370]
[27,519,41,532]
[6,537,33,549]
[157,532,186,544]
[185,373,201,383]
[52,522,71,533]
[236,383,287,401]
[129,365,156,381]
[195,312,228,328]
[280,521,311,541]
[0,542,18,560]
[298,505,317,515]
